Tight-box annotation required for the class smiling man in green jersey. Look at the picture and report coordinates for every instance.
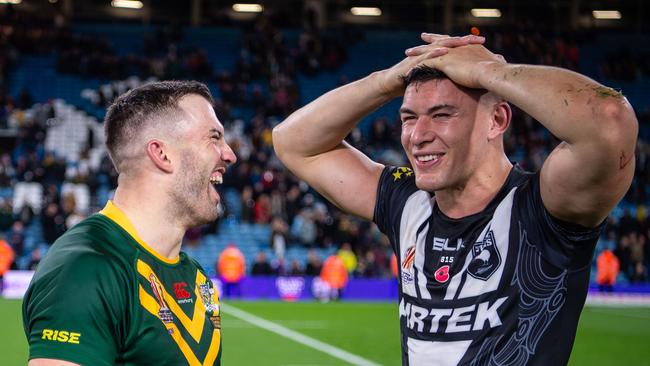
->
[23,80,237,366]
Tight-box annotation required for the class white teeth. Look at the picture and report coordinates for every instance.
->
[209,176,223,185]
[417,154,441,162]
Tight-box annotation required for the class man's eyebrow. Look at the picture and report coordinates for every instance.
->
[427,104,456,114]
[399,104,456,115]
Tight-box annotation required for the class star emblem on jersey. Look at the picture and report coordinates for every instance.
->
[392,167,413,181]
[468,228,501,281]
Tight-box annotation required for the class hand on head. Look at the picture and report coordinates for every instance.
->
[377,33,486,97]
[405,33,507,89]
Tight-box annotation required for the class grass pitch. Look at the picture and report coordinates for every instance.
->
[3,299,648,365]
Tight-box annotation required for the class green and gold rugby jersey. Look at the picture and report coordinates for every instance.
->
[23,201,222,366]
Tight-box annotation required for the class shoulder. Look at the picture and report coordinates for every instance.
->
[511,167,602,269]
[45,214,138,267]
[374,165,430,228]
[28,215,138,304]
[376,166,423,207]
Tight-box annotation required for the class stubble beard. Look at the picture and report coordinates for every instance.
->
[168,151,219,228]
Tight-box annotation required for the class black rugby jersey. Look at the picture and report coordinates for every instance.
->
[374,165,603,366]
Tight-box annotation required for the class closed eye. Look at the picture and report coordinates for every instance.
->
[400,115,416,124]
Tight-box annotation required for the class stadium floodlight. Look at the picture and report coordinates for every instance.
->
[110,0,143,9]
[350,7,382,16]
[471,8,502,18]
[0,0,21,4]
[592,10,622,19]
[232,3,263,13]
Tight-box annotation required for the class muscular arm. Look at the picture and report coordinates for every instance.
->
[410,43,638,227]
[273,35,485,220]
[478,63,637,227]
[272,72,390,220]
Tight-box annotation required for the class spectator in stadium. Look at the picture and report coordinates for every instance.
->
[320,254,348,301]
[270,216,289,260]
[23,80,236,365]
[337,242,357,274]
[217,243,246,298]
[273,33,637,365]
[41,202,66,245]
[25,247,41,271]
[8,220,25,263]
[0,198,13,230]
[288,258,303,276]
[251,251,274,276]
[596,248,619,292]
[0,234,14,294]
[304,249,323,276]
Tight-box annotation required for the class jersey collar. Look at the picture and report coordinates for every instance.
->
[99,200,180,265]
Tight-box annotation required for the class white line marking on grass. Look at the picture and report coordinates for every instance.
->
[226,319,329,330]
[221,303,382,366]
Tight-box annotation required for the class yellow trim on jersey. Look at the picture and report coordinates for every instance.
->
[99,200,180,264]
[139,286,202,366]
[137,262,221,366]
[202,329,221,366]
[137,260,207,342]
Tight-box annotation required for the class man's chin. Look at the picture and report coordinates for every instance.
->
[415,175,441,193]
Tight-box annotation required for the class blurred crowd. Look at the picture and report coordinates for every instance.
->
[0,6,649,286]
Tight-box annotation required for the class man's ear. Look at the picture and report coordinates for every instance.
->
[146,139,174,173]
[488,101,512,140]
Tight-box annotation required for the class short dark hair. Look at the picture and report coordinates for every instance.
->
[104,80,214,172]
[401,65,448,87]
[402,65,488,98]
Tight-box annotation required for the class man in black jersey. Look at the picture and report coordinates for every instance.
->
[272,34,637,365]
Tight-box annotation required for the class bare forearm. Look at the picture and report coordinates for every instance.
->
[273,71,398,159]
[477,62,637,147]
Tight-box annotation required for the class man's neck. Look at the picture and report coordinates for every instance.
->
[112,185,186,260]
[435,158,513,219]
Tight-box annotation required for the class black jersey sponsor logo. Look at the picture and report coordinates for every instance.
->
[399,296,507,334]
[432,237,464,252]
[149,274,174,323]
[468,228,501,281]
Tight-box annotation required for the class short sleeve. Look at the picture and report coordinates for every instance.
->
[373,166,421,252]
[23,252,129,365]
[516,172,605,270]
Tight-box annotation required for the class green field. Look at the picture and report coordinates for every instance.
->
[3,298,649,365]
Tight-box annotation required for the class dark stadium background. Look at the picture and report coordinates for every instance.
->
[0,0,648,365]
